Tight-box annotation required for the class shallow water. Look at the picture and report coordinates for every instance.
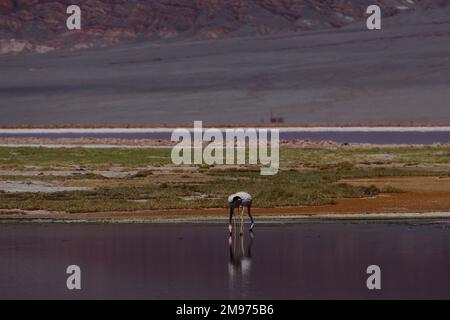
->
[0,221,449,300]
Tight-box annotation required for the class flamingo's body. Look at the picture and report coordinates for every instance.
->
[228,192,254,235]
[228,192,252,208]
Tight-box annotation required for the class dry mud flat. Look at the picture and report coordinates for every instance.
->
[0,180,92,193]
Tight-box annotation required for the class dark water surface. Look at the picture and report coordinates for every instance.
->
[0,221,449,300]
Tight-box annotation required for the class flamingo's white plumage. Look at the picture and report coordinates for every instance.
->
[228,192,254,235]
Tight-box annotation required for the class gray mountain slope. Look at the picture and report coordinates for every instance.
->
[0,7,449,126]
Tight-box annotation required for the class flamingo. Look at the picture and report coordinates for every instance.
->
[228,192,254,235]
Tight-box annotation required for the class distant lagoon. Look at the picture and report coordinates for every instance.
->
[1,127,450,144]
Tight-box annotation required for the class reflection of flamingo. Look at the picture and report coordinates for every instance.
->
[228,192,255,235]
[228,232,254,282]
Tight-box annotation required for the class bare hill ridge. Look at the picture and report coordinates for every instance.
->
[1,0,449,54]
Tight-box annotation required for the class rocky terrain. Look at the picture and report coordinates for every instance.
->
[1,0,449,54]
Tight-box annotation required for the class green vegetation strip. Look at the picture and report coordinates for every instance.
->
[1,146,450,169]
[0,146,449,213]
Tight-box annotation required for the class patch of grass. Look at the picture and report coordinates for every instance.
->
[281,146,450,168]
[2,146,450,170]
[0,169,389,212]
[0,147,172,170]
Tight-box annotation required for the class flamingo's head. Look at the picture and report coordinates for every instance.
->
[228,195,242,208]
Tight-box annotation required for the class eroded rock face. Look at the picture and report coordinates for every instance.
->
[0,0,448,54]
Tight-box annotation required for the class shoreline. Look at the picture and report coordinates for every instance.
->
[0,138,449,149]
[2,126,450,134]
[1,212,450,224]
[2,128,450,146]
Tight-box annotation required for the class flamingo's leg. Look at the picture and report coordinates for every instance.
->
[240,206,244,236]
[248,205,255,231]
[228,207,234,235]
